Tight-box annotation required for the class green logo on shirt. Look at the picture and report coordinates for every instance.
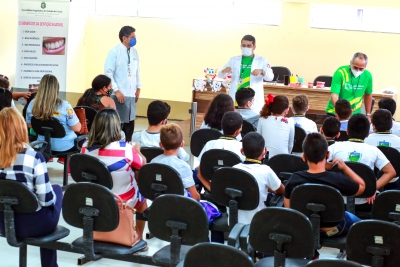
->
[349,151,361,162]
[378,141,390,147]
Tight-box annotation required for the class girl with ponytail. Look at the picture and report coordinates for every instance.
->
[77,75,116,111]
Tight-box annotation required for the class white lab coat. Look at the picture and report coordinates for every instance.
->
[218,54,273,113]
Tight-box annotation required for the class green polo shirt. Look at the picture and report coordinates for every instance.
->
[237,56,254,90]
[326,65,373,115]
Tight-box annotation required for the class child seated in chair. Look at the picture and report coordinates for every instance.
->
[132,100,189,164]
[284,133,365,238]
[235,88,260,130]
[328,114,396,211]
[233,132,284,224]
[375,98,400,136]
[291,94,318,134]
[257,94,294,158]
[320,117,341,146]
[197,111,245,191]
[334,99,352,131]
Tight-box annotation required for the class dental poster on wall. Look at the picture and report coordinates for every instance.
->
[16,0,70,91]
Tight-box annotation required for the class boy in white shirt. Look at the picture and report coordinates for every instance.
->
[233,132,284,224]
[320,117,341,146]
[375,98,400,136]
[328,114,396,211]
[198,111,245,191]
[291,94,318,134]
[235,88,260,129]
[132,100,190,163]
[335,99,352,131]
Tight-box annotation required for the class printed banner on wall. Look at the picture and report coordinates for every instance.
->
[16,0,70,91]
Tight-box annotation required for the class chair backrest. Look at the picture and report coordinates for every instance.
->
[291,184,344,227]
[347,219,400,266]
[0,180,37,213]
[271,66,291,82]
[249,207,314,259]
[31,117,66,139]
[199,149,242,181]
[241,120,256,138]
[181,243,254,267]
[210,167,259,210]
[305,259,362,267]
[292,126,307,153]
[313,75,333,87]
[148,194,209,245]
[138,163,185,200]
[69,154,113,189]
[377,146,400,178]
[266,154,308,181]
[62,182,119,232]
[74,106,97,132]
[335,131,349,142]
[190,129,222,157]
[371,190,400,225]
[140,147,164,162]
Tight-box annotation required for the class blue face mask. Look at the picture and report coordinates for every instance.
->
[129,37,136,47]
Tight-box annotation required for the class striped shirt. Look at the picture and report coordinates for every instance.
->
[0,146,56,210]
[81,141,145,208]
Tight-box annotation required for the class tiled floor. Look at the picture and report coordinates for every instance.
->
[0,118,343,266]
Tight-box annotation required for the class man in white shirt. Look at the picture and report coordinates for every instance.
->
[218,35,274,113]
[104,26,141,142]
[291,94,318,134]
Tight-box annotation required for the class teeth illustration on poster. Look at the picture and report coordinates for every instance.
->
[16,0,70,92]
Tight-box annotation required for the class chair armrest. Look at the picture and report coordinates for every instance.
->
[279,172,293,181]
[269,194,284,207]
[227,223,246,248]
[240,224,250,252]
[30,140,48,153]
[74,135,88,151]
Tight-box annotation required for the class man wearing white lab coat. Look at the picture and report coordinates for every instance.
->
[104,26,141,142]
[218,35,274,113]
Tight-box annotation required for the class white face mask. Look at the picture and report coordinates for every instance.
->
[241,47,253,57]
[351,68,363,78]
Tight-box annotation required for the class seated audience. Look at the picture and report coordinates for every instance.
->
[81,108,148,239]
[233,132,284,224]
[365,109,400,190]
[0,107,62,267]
[284,133,365,239]
[375,98,400,136]
[291,94,318,134]
[257,94,294,158]
[0,87,12,111]
[76,74,116,110]
[320,117,341,146]
[335,99,352,131]
[197,111,245,191]
[132,100,189,163]
[235,88,260,130]
[26,74,81,156]
[200,93,235,132]
[0,74,31,108]
[328,114,396,210]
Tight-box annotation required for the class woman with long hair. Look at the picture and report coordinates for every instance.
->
[0,108,62,267]
[201,94,235,131]
[26,74,81,152]
[77,74,116,110]
[81,108,148,240]
[257,94,295,158]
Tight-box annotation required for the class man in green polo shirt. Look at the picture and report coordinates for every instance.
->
[326,53,373,119]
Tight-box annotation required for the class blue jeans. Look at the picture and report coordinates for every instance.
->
[320,211,360,238]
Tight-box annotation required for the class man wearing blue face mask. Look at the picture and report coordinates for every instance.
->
[218,35,274,113]
[104,25,141,142]
[326,52,373,119]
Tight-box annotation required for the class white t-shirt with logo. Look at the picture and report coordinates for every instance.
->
[233,163,281,224]
[198,138,245,163]
[365,133,400,152]
[292,116,318,134]
[328,141,390,204]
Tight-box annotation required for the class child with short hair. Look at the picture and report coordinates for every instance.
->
[235,88,260,129]
[197,111,245,191]
[284,133,365,238]
[233,132,284,224]
[320,117,341,146]
[291,94,317,134]
[377,98,400,136]
[132,100,189,163]
[328,114,396,210]
[257,94,294,158]
[334,99,352,131]
[150,123,200,201]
